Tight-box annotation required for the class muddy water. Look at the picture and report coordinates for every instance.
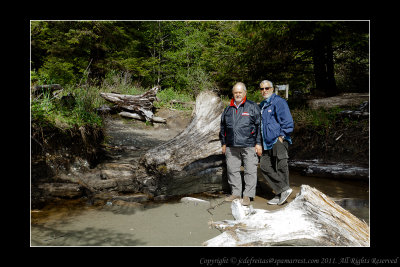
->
[289,171,369,225]
[31,171,369,247]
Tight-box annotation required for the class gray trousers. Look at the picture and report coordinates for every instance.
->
[259,140,290,195]
[225,146,259,198]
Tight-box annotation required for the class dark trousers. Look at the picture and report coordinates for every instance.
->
[259,140,290,195]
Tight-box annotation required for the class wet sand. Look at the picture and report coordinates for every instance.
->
[30,195,234,246]
[30,193,284,246]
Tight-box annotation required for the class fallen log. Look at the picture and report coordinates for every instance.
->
[288,159,369,180]
[203,184,370,246]
[139,90,228,196]
[100,86,165,122]
[119,111,166,123]
[307,93,369,110]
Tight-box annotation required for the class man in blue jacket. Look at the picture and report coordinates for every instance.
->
[259,80,294,205]
[220,82,263,206]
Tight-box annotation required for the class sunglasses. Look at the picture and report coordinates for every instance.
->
[260,87,272,91]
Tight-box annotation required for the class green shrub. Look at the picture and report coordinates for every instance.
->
[38,57,77,86]
[246,89,264,103]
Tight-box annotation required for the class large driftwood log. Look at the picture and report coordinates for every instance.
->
[139,90,228,196]
[203,185,370,246]
[100,86,165,122]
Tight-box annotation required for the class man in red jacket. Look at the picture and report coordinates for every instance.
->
[220,82,263,206]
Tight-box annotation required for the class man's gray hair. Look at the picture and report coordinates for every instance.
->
[260,80,274,88]
[232,82,247,92]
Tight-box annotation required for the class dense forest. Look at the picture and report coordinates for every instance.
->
[31,21,369,97]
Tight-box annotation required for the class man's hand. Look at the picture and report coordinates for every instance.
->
[278,136,284,143]
[255,144,263,156]
[222,144,226,154]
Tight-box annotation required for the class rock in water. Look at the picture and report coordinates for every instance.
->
[180,197,210,204]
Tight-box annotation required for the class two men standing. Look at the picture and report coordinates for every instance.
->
[220,80,294,206]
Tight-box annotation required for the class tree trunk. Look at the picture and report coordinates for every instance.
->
[313,27,338,97]
[139,90,229,196]
[203,184,370,246]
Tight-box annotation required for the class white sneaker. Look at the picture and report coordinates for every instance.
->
[267,195,280,205]
[278,188,293,205]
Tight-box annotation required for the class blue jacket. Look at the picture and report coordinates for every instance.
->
[220,96,262,147]
[259,94,294,150]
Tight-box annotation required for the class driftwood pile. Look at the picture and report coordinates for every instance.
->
[203,185,370,246]
[99,86,166,123]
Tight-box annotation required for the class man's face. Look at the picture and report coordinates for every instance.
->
[260,82,274,99]
[233,86,246,103]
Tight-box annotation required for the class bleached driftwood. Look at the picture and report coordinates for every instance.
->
[100,86,166,122]
[119,111,166,123]
[139,90,227,196]
[142,90,224,172]
[203,185,370,247]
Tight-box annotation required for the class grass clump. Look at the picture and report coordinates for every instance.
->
[291,105,368,137]
[292,107,344,129]
[154,87,194,110]
[31,86,103,130]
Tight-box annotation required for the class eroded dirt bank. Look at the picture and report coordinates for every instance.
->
[31,108,193,208]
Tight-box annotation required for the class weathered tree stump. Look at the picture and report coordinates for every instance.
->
[100,86,166,122]
[203,184,370,246]
[139,90,228,196]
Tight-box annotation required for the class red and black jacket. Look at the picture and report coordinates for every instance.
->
[219,97,262,147]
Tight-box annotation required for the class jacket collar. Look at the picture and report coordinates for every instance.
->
[230,96,247,108]
[260,93,276,108]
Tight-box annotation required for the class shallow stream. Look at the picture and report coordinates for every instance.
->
[31,170,369,246]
